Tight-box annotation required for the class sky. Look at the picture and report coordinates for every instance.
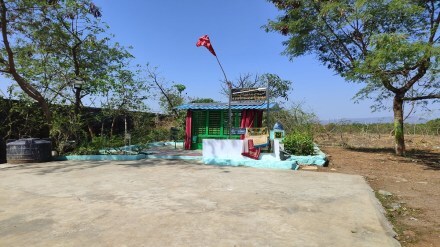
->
[1,0,438,122]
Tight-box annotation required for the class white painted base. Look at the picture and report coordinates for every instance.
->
[273,139,280,159]
[202,139,244,159]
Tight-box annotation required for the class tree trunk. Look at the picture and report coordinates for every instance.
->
[110,116,116,137]
[74,87,81,115]
[393,95,405,156]
[11,69,52,127]
[87,124,95,139]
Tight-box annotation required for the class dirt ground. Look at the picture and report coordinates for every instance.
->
[315,134,440,247]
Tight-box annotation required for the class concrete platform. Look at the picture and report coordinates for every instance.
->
[0,159,399,246]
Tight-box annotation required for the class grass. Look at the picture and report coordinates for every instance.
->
[374,191,421,245]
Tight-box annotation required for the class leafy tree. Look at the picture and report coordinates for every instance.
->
[1,0,137,146]
[425,118,440,135]
[101,69,149,137]
[190,97,216,103]
[0,0,53,123]
[270,102,317,135]
[221,72,293,103]
[145,64,185,117]
[220,73,292,130]
[12,1,131,111]
[265,0,440,155]
[173,84,186,96]
[0,0,105,123]
[159,90,185,115]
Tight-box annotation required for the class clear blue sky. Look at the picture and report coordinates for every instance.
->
[1,0,438,121]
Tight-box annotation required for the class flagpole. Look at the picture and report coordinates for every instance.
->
[214,55,232,139]
[197,35,232,139]
[215,56,228,83]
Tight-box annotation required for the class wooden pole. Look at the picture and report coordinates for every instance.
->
[215,56,228,84]
[228,83,232,139]
[266,83,270,130]
[266,81,271,151]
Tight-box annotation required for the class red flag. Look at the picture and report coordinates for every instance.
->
[196,35,217,56]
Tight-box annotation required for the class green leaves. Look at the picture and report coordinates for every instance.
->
[1,0,142,108]
[260,73,293,101]
[266,0,439,104]
[0,0,152,151]
[283,131,314,156]
[266,0,440,155]
[222,72,293,103]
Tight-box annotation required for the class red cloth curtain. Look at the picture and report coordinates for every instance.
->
[184,110,192,150]
[257,110,263,127]
[240,110,256,139]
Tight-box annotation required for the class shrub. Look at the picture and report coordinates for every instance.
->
[69,135,126,155]
[139,127,185,142]
[72,145,101,155]
[148,128,170,142]
[283,132,314,155]
[426,118,440,135]
[129,129,152,144]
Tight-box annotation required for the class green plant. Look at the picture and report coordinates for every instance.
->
[101,136,126,148]
[426,118,440,135]
[269,102,318,135]
[72,145,101,155]
[68,135,126,155]
[283,132,314,156]
[147,128,171,142]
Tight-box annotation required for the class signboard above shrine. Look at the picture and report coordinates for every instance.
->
[231,87,267,101]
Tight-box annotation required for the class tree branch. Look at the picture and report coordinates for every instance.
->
[146,66,179,117]
[403,94,440,101]
[321,20,355,64]
[0,56,8,65]
[340,15,366,54]
[320,32,353,69]
[428,1,440,44]
[380,77,399,94]
[398,3,436,93]
[46,85,72,104]
[401,58,430,92]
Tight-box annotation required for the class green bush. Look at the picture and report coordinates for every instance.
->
[283,132,315,155]
[426,118,440,135]
[130,129,152,144]
[148,128,170,142]
[69,136,126,155]
[72,145,101,155]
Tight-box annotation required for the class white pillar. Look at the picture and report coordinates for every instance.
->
[273,139,280,160]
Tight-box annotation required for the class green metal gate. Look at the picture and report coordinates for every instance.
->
[191,110,242,149]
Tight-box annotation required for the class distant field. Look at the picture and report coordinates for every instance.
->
[315,133,440,151]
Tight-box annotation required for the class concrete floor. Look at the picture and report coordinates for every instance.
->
[0,159,399,246]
